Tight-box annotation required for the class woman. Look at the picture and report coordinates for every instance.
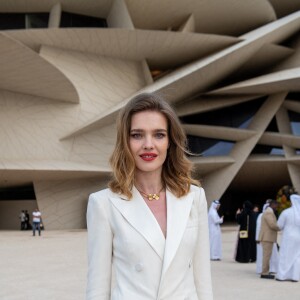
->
[208,200,223,260]
[86,93,213,300]
[235,201,257,263]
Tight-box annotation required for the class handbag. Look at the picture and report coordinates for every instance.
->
[239,215,249,239]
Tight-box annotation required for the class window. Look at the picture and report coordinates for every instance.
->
[0,184,36,200]
[0,13,49,30]
[60,12,107,28]
[288,111,300,136]
[180,97,265,129]
[251,145,284,155]
[187,135,235,156]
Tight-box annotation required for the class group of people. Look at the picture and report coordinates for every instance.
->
[19,208,43,236]
[19,210,30,230]
[208,196,300,282]
[258,196,300,282]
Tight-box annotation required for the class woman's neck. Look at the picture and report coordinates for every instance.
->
[134,170,164,193]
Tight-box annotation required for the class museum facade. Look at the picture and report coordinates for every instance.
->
[0,0,300,229]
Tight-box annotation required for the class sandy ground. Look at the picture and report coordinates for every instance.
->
[0,226,299,300]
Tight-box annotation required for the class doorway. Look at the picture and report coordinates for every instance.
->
[0,184,37,230]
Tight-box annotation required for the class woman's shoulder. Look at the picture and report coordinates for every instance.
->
[89,187,110,198]
[189,185,207,207]
[88,188,114,206]
[89,187,125,203]
[189,184,205,196]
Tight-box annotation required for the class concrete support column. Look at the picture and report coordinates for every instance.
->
[203,93,286,202]
[276,106,295,156]
[34,178,107,230]
[48,3,62,28]
[107,0,134,28]
[142,60,154,85]
[178,14,195,33]
[276,106,300,193]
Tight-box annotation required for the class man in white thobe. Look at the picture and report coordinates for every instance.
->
[208,200,224,260]
[276,194,300,282]
[256,201,279,274]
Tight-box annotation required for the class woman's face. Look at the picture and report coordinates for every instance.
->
[129,110,169,176]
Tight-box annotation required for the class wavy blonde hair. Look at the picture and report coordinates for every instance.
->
[108,92,199,198]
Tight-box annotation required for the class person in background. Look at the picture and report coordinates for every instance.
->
[235,201,257,263]
[32,208,42,236]
[252,204,260,219]
[258,200,280,279]
[276,194,300,282]
[86,92,213,300]
[256,199,279,274]
[24,210,30,230]
[19,210,25,230]
[208,200,224,261]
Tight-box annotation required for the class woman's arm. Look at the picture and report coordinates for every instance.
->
[86,193,113,300]
[193,187,213,300]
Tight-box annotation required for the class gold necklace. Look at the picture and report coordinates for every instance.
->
[137,186,164,201]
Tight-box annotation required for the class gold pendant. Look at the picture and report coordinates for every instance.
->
[148,194,159,201]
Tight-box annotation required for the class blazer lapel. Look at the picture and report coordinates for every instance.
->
[109,186,165,260]
[162,189,195,275]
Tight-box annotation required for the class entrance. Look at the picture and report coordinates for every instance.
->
[219,188,278,222]
[0,184,37,230]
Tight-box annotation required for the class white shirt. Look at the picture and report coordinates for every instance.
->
[32,211,41,223]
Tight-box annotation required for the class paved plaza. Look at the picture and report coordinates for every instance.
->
[0,226,299,300]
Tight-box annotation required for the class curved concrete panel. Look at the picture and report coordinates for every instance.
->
[61,11,300,139]
[183,124,256,142]
[0,159,110,187]
[209,67,300,95]
[191,156,236,176]
[259,132,300,148]
[0,0,113,18]
[6,28,239,69]
[175,95,261,117]
[0,33,79,102]
[268,0,300,18]
[125,0,276,36]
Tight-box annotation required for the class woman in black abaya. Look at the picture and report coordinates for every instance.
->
[235,201,257,263]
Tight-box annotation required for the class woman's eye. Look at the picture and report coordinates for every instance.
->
[155,133,165,139]
[131,133,142,139]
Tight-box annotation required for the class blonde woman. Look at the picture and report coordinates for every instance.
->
[86,93,213,300]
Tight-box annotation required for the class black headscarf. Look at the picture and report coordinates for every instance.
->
[243,201,253,214]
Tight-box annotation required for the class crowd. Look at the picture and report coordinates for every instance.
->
[208,194,300,282]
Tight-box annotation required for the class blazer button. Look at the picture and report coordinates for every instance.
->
[135,263,143,272]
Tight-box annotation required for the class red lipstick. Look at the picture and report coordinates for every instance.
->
[139,153,157,161]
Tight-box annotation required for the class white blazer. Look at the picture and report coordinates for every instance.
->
[86,185,213,300]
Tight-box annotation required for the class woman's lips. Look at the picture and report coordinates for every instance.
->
[139,153,157,161]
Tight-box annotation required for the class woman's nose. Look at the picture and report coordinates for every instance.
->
[143,136,154,149]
